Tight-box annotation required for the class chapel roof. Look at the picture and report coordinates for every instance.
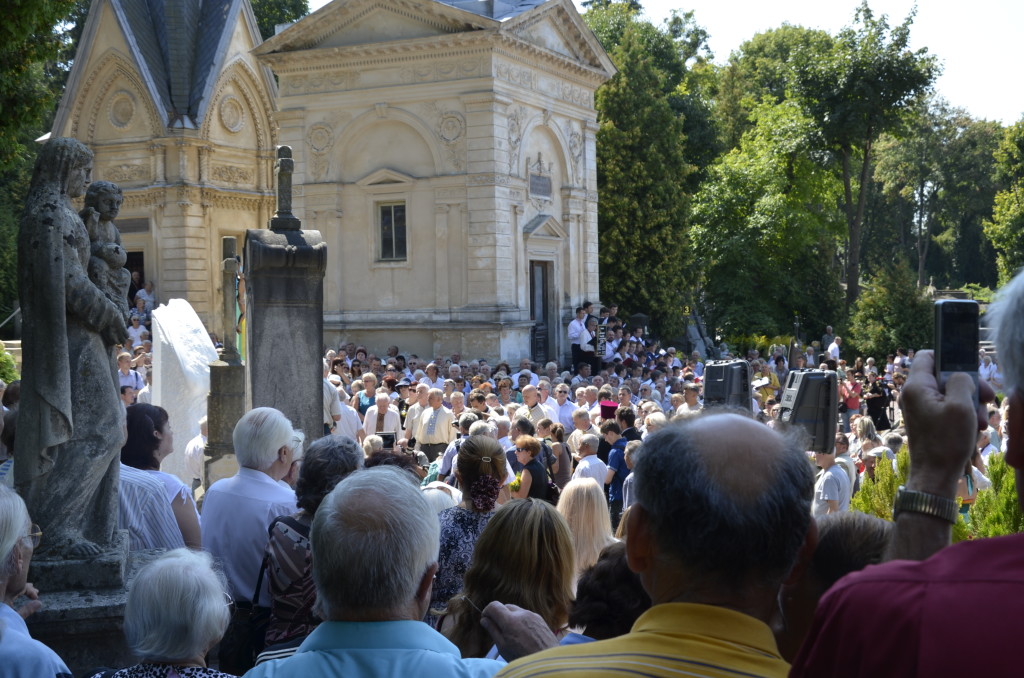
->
[435,0,548,20]
[110,0,244,127]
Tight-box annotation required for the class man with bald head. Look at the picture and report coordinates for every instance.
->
[520,385,546,424]
[492,413,814,678]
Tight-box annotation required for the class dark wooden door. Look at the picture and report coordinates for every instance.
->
[530,261,550,362]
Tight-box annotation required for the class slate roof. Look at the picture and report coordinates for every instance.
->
[112,0,239,127]
[435,0,548,21]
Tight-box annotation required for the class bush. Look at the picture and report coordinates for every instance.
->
[0,343,18,384]
[969,453,1024,538]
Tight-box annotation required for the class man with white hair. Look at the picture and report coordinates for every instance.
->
[571,433,607,485]
[244,467,504,678]
[412,388,455,463]
[363,392,401,438]
[202,407,300,673]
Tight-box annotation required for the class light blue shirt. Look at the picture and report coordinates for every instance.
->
[243,619,503,678]
[0,603,72,677]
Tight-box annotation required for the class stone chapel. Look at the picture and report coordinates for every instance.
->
[54,0,613,363]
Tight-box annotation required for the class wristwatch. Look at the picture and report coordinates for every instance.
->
[893,485,959,524]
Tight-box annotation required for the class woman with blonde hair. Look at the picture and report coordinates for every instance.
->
[442,498,574,658]
[557,477,615,576]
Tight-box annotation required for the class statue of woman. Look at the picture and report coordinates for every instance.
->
[14,138,129,558]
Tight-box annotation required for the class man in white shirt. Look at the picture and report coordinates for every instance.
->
[323,371,343,436]
[126,316,146,348]
[333,397,365,443]
[568,306,587,369]
[572,433,607,485]
[184,416,207,492]
[827,336,842,362]
[553,384,577,430]
[566,408,598,460]
[201,407,299,672]
[365,392,402,439]
[402,383,430,446]
[412,389,455,462]
[536,381,560,422]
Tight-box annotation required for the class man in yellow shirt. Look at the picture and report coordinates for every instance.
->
[487,413,815,678]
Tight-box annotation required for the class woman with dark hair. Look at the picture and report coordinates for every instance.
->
[428,435,508,627]
[567,541,651,643]
[264,435,363,648]
[442,498,574,658]
[121,404,200,548]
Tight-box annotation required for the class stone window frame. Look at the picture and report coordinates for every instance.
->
[377,201,407,262]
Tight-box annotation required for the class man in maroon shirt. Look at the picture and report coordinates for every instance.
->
[791,271,1023,677]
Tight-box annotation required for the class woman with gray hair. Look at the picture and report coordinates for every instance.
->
[263,435,364,649]
[88,549,233,677]
[0,485,71,677]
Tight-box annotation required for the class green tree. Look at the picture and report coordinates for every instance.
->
[790,2,938,308]
[591,23,694,337]
[984,119,1024,285]
[872,101,1002,289]
[848,257,933,359]
[692,101,845,338]
[712,24,833,150]
[0,0,77,171]
[250,0,309,41]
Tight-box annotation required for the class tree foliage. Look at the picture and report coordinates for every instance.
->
[984,120,1024,285]
[692,101,845,338]
[712,24,833,150]
[586,7,696,337]
[790,2,938,307]
[848,258,933,359]
[250,0,309,41]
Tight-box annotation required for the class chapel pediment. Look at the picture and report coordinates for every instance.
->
[253,0,496,55]
[356,168,417,187]
[501,0,616,74]
[523,213,567,239]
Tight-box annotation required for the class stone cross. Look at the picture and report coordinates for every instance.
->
[220,237,241,366]
[270,146,300,231]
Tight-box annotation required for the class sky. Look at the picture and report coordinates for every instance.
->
[306,0,1023,125]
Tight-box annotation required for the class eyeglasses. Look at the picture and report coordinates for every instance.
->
[24,524,42,549]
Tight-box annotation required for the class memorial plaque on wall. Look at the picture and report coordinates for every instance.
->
[529,173,552,199]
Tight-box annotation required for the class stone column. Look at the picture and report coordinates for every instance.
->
[245,146,326,444]
[204,237,245,493]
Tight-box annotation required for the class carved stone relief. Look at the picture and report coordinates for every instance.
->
[218,95,245,133]
[306,123,335,182]
[105,163,148,182]
[507,105,525,177]
[211,165,253,184]
[108,90,136,128]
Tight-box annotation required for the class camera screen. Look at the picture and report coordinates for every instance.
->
[939,303,978,373]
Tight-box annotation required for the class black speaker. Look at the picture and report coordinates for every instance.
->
[703,359,752,409]
[778,369,837,453]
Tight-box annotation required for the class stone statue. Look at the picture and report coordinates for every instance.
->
[14,138,129,558]
[81,181,131,324]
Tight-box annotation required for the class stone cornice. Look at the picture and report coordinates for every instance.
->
[259,29,609,88]
[254,0,496,56]
[118,184,274,211]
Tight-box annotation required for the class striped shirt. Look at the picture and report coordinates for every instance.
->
[118,463,185,550]
[496,603,788,678]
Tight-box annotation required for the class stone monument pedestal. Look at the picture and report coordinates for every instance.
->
[26,546,166,675]
[244,146,326,444]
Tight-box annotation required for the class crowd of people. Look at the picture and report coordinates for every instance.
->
[2,267,1022,678]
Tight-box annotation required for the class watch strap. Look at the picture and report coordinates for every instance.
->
[893,485,959,524]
